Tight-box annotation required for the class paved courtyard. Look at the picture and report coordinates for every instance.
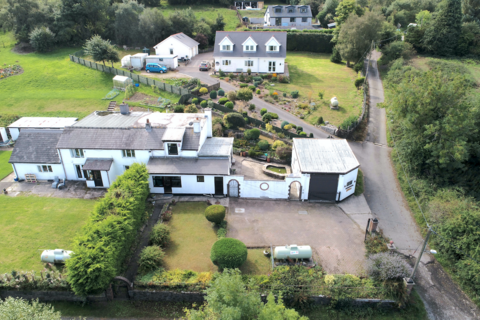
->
[232,155,291,180]
[227,198,367,275]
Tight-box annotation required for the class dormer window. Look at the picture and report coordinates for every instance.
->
[168,143,178,155]
[222,45,231,51]
[288,8,294,13]
[268,46,278,51]
[275,8,281,13]
[245,45,255,51]
[300,7,307,13]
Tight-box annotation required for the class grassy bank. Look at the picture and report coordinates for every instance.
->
[0,151,13,180]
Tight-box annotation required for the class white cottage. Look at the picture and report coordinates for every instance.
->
[213,31,287,74]
[6,117,77,141]
[153,33,199,60]
[264,5,313,27]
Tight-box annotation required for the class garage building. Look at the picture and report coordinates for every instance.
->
[292,139,360,202]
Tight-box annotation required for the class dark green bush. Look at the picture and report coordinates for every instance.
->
[192,98,199,105]
[30,27,55,53]
[291,90,299,98]
[299,132,307,137]
[257,140,269,150]
[262,112,278,122]
[281,121,289,129]
[200,100,207,108]
[317,116,324,125]
[260,108,267,116]
[296,126,303,132]
[244,128,260,140]
[353,62,363,73]
[219,69,225,77]
[205,205,226,224]
[355,77,365,89]
[139,246,165,273]
[340,115,358,130]
[210,90,217,99]
[150,224,171,247]
[249,104,255,111]
[309,133,314,138]
[240,83,248,88]
[210,238,248,269]
[225,101,234,109]
[218,89,225,96]
[290,124,297,129]
[248,85,256,91]
[218,97,229,105]
[253,76,262,82]
[223,113,245,129]
[330,47,342,63]
[174,105,184,113]
[286,33,334,53]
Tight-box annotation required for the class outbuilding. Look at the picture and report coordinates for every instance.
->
[153,33,199,60]
[145,55,179,69]
[291,139,360,202]
[113,75,134,91]
[130,53,148,70]
[7,117,78,141]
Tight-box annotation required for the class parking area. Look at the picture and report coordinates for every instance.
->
[227,198,367,275]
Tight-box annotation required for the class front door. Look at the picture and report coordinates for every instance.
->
[92,170,103,187]
[164,177,173,194]
[268,61,276,72]
[275,18,281,26]
[214,177,224,195]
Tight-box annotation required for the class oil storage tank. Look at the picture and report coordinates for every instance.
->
[41,249,73,264]
[274,244,312,260]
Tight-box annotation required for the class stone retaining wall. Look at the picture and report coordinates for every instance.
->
[0,290,106,302]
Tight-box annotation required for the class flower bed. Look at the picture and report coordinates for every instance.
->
[0,64,23,80]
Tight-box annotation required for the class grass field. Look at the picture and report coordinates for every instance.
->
[267,165,287,174]
[239,248,272,275]
[0,196,95,273]
[0,151,13,180]
[273,52,363,127]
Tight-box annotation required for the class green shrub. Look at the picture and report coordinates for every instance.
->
[0,297,62,319]
[296,126,303,132]
[225,101,234,109]
[330,47,342,63]
[248,85,256,91]
[192,98,199,105]
[253,76,262,81]
[184,104,198,113]
[309,133,314,138]
[283,92,287,97]
[217,221,227,239]
[150,224,171,247]
[244,128,260,140]
[276,146,292,160]
[30,26,55,53]
[260,108,267,116]
[210,238,248,269]
[299,132,307,137]
[207,101,214,109]
[223,113,245,129]
[249,104,255,111]
[353,62,363,73]
[256,89,261,94]
[240,83,248,88]
[272,140,285,150]
[200,100,207,108]
[139,246,165,273]
[290,124,297,129]
[284,124,292,130]
[205,205,226,224]
[174,105,184,113]
[355,77,365,89]
[218,89,225,96]
[219,69,225,77]
[257,140,269,150]
[317,116,324,125]
[227,91,237,101]
[281,121,289,129]
[247,68,252,75]
[291,90,299,98]
[210,90,217,99]
[199,87,208,95]
[262,112,278,122]
[218,97,229,105]
[213,123,224,137]
[242,111,248,117]
[340,115,358,130]
[366,253,412,281]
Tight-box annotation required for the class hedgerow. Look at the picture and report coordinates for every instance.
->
[66,163,150,296]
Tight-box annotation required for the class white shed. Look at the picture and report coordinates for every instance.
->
[130,53,148,70]
[292,139,360,202]
[121,54,132,68]
[113,75,133,91]
[153,33,199,60]
[146,55,179,69]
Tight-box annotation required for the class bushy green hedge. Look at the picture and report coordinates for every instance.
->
[210,238,248,269]
[340,115,359,130]
[218,97,229,105]
[205,205,226,224]
[218,89,225,96]
[139,246,165,273]
[66,163,150,296]
[150,223,171,247]
[200,100,207,108]
[287,33,334,53]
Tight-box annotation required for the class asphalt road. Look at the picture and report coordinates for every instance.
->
[180,53,479,319]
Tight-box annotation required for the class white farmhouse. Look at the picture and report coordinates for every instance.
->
[213,31,287,74]
[6,117,77,141]
[153,33,199,60]
[264,5,313,27]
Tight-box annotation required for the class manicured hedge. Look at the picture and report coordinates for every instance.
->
[210,238,248,269]
[287,33,334,53]
[205,205,226,224]
[66,163,150,296]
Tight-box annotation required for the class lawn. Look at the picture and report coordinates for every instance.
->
[267,165,287,174]
[0,151,13,180]
[239,248,272,275]
[0,196,95,273]
[273,52,363,127]
[240,9,266,19]
[163,202,218,272]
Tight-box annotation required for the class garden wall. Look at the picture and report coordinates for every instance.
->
[0,290,106,302]
[69,53,190,96]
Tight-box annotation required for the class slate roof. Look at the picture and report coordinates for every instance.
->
[182,128,201,151]
[154,32,199,49]
[9,129,62,164]
[82,158,113,171]
[73,112,150,128]
[198,138,233,157]
[267,5,312,18]
[214,31,287,58]
[293,139,360,174]
[147,157,230,175]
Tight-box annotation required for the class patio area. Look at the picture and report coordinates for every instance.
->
[232,155,291,180]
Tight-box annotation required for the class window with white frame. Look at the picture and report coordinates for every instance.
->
[268,45,278,51]
[122,150,135,157]
[245,60,254,67]
[244,45,255,51]
[71,149,84,158]
[300,7,307,13]
[275,8,281,13]
[290,17,295,22]
[37,165,53,172]
[288,8,294,13]
[222,45,231,51]
[268,61,276,72]
[222,60,231,66]
[302,17,307,22]
[169,48,173,54]
[124,165,130,170]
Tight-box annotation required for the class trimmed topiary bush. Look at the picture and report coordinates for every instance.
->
[257,140,269,150]
[291,90,299,98]
[260,108,268,116]
[199,87,208,95]
[223,113,245,129]
[218,97,229,105]
[248,85,256,91]
[256,89,261,94]
[309,133,314,138]
[218,89,225,96]
[281,121,289,129]
[210,90,217,99]
[150,224,171,247]
[200,100,207,108]
[225,101,234,109]
[210,238,248,269]
[192,98,199,105]
[139,246,165,273]
[299,132,307,137]
[205,205,226,224]
[244,128,261,140]
[174,105,184,113]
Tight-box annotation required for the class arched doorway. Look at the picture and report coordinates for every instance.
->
[289,181,302,201]
[228,179,240,197]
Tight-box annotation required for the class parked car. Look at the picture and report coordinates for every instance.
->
[146,63,168,73]
[199,61,211,71]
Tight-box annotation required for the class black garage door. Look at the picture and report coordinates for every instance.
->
[308,173,339,201]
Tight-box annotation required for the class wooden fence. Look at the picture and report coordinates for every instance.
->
[69,54,190,96]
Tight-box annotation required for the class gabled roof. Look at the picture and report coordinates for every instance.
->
[293,139,360,174]
[242,36,258,46]
[214,31,287,58]
[267,5,312,18]
[154,32,199,49]
[265,36,281,46]
[9,129,63,164]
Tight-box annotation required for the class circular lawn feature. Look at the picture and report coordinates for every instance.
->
[210,238,248,269]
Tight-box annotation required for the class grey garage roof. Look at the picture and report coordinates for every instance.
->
[293,138,360,174]
[147,157,230,175]
[182,128,201,150]
[73,111,150,128]
[9,129,62,164]
[198,138,233,157]
[267,5,312,18]
[214,31,287,58]
[82,158,113,171]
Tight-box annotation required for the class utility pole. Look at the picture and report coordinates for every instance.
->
[404,227,432,295]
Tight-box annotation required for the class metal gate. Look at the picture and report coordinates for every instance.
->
[308,173,339,201]
[228,179,239,197]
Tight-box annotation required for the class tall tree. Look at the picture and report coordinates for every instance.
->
[139,8,171,47]
[336,11,384,66]
[114,0,144,46]
[462,0,480,24]
[84,35,119,66]
[334,0,364,25]
[0,297,62,320]
[5,0,46,42]
[423,0,462,55]
[168,8,196,37]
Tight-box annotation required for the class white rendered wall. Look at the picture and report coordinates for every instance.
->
[149,174,221,194]
[337,168,358,201]
[13,163,65,181]
[0,127,7,142]
[215,57,285,73]
[155,38,197,59]
[9,128,19,140]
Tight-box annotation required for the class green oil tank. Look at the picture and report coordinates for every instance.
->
[274,244,312,260]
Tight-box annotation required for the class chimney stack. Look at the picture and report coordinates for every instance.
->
[145,118,152,132]
[120,103,130,115]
